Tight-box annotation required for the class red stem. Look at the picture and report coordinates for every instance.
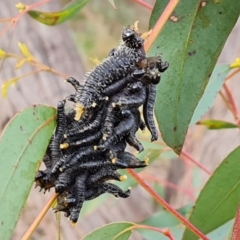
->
[226,68,240,81]
[133,0,153,10]
[219,90,234,113]
[140,173,195,200]
[127,169,209,240]
[181,150,212,175]
[231,202,240,240]
[144,0,179,52]
[223,83,240,125]
[21,193,58,240]
[133,224,175,240]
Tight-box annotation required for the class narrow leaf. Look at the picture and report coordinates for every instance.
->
[2,77,21,98]
[82,222,134,240]
[149,0,240,154]
[190,64,230,125]
[182,146,240,240]
[0,105,56,240]
[0,48,7,58]
[27,0,89,25]
[197,119,238,129]
[18,42,33,58]
[15,59,27,69]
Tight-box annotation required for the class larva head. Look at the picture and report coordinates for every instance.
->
[122,25,144,49]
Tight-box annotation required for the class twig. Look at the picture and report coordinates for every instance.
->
[144,0,179,52]
[223,83,240,125]
[231,202,240,240]
[127,169,209,240]
[219,90,234,113]
[133,0,153,10]
[21,192,58,240]
[140,173,195,200]
[133,224,175,240]
[226,68,240,81]
[114,223,175,240]
[181,150,212,175]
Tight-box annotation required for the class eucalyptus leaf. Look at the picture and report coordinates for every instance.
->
[0,105,56,240]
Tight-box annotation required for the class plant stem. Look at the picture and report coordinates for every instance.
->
[133,0,153,10]
[223,83,240,125]
[181,150,212,175]
[21,193,58,240]
[226,68,240,81]
[219,90,234,114]
[127,169,209,240]
[134,224,175,240]
[231,202,240,240]
[144,0,179,52]
[140,173,195,200]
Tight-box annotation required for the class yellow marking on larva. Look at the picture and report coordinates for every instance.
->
[120,175,127,181]
[111,158,117,164]
[60,143,69,149]
[144,158,149,165]
[102,133,109,141]
[91,102,97,108]
[74,102,84,121]
[71,221,76,227]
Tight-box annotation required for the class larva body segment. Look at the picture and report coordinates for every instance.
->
[50,100,67,166]
[65,106,104,139]
[87,168,123,186]
[97,110,135,151]
[63,131,102,149]
[143,84,158,141]
[103,183,131,198]
[69,173,88,223]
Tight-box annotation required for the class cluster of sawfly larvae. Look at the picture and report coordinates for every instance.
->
[35,24,169,224]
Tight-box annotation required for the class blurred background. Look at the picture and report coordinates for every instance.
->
[0,0,240,239]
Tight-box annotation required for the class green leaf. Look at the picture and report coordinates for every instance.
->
[190,64,231,125]
[138,204,192,240]
[0,105,56,240]
[197,119,239,129]
[207,220,233,239]
[28,0,89,25]
[182,146,240,240]
[149,0,240,154]
[82,222,134,240]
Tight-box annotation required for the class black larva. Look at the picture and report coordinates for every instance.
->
[35,24,169,223]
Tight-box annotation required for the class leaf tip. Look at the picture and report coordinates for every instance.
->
[173,145,182,155]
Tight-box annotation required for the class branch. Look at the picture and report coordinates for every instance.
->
[127,169,209,240]
[21,193,58,240]
[144,0,179,52]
